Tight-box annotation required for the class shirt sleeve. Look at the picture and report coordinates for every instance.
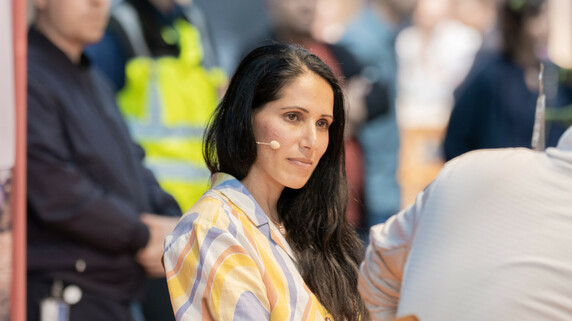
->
[27,81,150,253]
[164,201,270,321]
[358,187,429,320]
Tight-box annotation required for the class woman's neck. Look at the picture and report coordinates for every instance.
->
[240,172,283,223]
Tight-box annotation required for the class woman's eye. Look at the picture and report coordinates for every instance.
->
[285,113,299,121]
[317,120,330,129]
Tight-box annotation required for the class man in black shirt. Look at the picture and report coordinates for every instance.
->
[27,0,181,319]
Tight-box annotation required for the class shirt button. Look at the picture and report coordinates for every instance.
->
[75,259,86,273]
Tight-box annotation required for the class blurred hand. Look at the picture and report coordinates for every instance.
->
[136,213,178,277]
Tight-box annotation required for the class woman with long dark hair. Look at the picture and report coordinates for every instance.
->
[163,44,368,320]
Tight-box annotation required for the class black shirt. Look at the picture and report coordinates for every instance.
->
[26,27,181,303]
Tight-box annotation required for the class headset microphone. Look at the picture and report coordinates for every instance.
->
[256,140,280,150]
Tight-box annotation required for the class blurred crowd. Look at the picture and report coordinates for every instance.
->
[24,0,572,320]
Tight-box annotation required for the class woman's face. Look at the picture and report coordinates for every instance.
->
[249,71,334,191]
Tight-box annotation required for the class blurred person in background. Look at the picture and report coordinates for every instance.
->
[359,124,572,321]
[86,1,225,319]
[242,0,389,236]
[86,0,226,212]
[396,0,482,127]
[444,0,572,160]
[337,0,417,233]
[164,44,368,321]
[393,0,482,206]
[452,0,500,52]
[448,0,501,94]
[27,0,181,319]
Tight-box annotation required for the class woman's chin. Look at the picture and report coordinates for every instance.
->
[285,178,310,190]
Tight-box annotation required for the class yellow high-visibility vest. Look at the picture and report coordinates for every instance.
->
[113,3,226,211]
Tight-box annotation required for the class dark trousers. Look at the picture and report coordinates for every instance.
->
[141,278,175,321]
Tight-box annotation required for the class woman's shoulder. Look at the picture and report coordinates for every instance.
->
[182,189,236,228]
[174,187,255,235]
[164,190,242,255]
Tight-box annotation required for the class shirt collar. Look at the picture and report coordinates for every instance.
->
[546,126,572,164]
[211,173,269,227]
[211,173,297,261]
[557,126,572,151]
[28,27,92,71]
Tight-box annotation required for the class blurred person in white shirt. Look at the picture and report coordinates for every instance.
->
[359,123,572,321]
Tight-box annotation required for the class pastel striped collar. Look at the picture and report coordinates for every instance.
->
[210,173,297,262]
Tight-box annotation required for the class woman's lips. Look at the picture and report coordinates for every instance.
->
[287,158,313,168]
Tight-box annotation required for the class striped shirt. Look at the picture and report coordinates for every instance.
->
[164,173,332,320]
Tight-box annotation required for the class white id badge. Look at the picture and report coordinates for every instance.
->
[40,297,69,321]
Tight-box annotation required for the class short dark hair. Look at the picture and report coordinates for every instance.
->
[203,43,367,320]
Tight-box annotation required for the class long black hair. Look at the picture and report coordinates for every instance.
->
[203,43,368,320]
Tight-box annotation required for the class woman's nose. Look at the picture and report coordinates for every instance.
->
[300,123,317,150]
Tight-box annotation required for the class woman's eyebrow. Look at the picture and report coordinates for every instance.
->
[280,106,333,119]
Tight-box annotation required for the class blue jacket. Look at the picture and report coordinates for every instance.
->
[445,52,572,160]
[27,28,181,306]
